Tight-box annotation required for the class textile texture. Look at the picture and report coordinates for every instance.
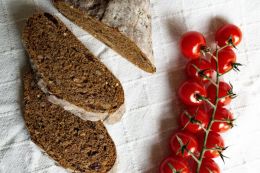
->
[0,0,259,172]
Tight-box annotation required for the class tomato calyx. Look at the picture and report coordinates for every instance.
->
[175,135,191,156]
[223,118,235,128]
[182,110,203,129]
[207,81,236,106]
[194,94,215,108]
[176,137,201,164]
[160,156,190,173]
[191,64,212,82]
[209,106,236,133]
[231,62,243,72]
[200,45,211,56]
[198,132,226,160]
[211,145,229,163]
[226,82,237,99]
[186,59,213,84]
[170,131,199,158]
[178,80,207,106]
[217,82,237,101]
[167,163,183,173]
[198,68,210,78]
[211,48,238,75]
[214,117,236,130]
[226,35,237,49]
[180,107,209,133]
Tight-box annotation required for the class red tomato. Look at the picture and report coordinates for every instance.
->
[215,24,242,47]
[199,159,220,173]
[160,156,191,173]
[180,31,206,59]
[186,59,213,83]
[207,81,232,106]
[170,131,198,158]
[211,48,236,74]
[210,107,234,133]
[198,132,225,158]
[178,80,207,106]
[180,107,209,133]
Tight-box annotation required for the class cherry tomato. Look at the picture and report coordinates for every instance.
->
[215,24,242,47]
[180,31,206,59]
[207,81,232,106]
[170,131,198,158]
[160,156,191,173]
[186,58,213,83]
[198,132,225,158]
[211,48,236,74]
[199,159,220,173]
[209,107,234,133]
[178,80,207,106]
[180,107,209,133]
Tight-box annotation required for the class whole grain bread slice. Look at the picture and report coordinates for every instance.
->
[23,69,117,173]
[53,0,156,73]
[22,12,125,124]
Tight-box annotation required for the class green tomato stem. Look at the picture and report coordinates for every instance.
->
[196,45,224,173]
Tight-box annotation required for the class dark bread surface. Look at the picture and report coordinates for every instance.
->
[22,12,124,115]
[53,0,156,73]
[23,69,117,173]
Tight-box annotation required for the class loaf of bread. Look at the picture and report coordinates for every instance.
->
[22,12,125,124]
[23,69,117,173]
[53,0,156,73]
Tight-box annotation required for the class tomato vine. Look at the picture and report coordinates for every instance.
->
[160,24,242,173]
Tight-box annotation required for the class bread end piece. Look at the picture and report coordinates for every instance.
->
[53,0,156,73]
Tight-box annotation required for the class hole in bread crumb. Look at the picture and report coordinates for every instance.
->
[44,13,58,27]
[89,162,101,170]
[87,150,98,157]
[74,127,80,132]
[112,105,118,109]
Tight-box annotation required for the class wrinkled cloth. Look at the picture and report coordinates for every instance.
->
[0,0,259,172]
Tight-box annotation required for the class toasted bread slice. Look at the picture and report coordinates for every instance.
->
[23,69,117,173]
[22,12,125,123]
[53,0,156,73]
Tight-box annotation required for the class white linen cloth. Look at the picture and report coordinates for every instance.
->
[0,0,259,172]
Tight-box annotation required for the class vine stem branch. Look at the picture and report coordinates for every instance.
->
[196,44,229,172]
[191,64,217,87]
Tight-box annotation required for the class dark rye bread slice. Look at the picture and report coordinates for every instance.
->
[23,70,117,173]
[53,0,156,73]
[22,12,125,124]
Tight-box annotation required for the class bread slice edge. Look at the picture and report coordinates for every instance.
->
[53,0,156,73]
[36,75,125,124]
[22,12,125,124]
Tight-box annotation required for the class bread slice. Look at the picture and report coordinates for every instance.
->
[22,12,125,124]
[23,69,117,173]
[53,0,156,73]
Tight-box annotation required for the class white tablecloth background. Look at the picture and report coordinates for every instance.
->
[0,0,260,172]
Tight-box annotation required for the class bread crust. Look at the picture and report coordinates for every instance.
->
[23,69,117,173]
[53,0,156,73]
[22,12,125,123]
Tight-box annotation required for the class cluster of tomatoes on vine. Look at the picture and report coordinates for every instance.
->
[160,24,242,173]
